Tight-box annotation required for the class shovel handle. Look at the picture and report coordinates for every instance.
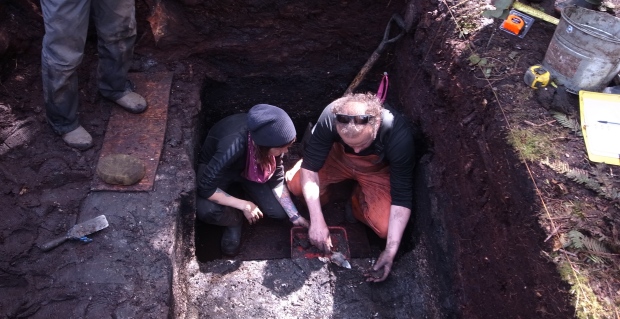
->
[344,14,405,95]
[40,237,68,252]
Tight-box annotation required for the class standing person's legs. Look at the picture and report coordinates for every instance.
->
[41,0,92,149]
[91,0,146,113]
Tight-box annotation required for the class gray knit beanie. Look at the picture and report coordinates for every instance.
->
[247,104,296,147]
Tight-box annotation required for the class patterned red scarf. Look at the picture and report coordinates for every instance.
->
[242,132,276,183]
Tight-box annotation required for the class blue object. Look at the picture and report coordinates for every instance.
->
[78,236,93,243]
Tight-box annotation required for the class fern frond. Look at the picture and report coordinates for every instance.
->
[586,254,605,264]
[540,159,620,207]
[566,168,602,193]
[569,230,585,249]
[582,236,609,254]
[551,111,582,136]
[541,158,570,174]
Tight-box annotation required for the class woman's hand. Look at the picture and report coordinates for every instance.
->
[292,215,310,228]
[241,201,263,224]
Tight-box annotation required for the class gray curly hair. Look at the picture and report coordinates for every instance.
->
[331,93,383,139]
[331,92,383,117]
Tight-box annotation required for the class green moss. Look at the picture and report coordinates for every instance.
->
[557,260,607,319]
[507,128,558,162]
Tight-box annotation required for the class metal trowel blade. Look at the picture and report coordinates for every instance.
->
[330,251,351,269]
[40,215,110,252]
[67,215,109,239]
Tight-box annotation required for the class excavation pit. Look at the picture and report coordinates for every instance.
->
[0,0,577,317]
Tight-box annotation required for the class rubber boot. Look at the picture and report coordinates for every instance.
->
[221,225,242,256]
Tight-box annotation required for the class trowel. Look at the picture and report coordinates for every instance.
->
[328,251,351,269]
[40,215,109,252]
[291,226,352,269]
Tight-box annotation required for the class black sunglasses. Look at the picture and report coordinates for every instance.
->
[335,114,374,125]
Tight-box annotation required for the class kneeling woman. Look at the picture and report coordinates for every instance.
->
[196,104,309,256]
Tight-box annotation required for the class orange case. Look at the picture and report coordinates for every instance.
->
[502,14,525,35]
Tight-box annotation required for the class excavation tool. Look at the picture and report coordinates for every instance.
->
[291,226,351,268]
[345,14,405,94]
[512,1,559,25]
[328,251,352,269]
[484,0,559,25]
[40,215,109,252]
[523,64,553,88]
[500,10,534,38]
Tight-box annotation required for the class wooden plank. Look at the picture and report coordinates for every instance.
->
[91,72,173,192]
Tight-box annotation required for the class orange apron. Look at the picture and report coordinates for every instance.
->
[286,143,391,238]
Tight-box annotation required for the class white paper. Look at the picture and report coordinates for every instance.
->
[583,97,620,159]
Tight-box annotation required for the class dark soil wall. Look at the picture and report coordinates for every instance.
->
[137,0,404,83]
[393,1,573,317]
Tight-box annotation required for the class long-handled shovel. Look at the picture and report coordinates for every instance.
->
[344,14,406,95]
[40,215,109,252]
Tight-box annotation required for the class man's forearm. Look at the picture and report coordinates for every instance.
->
[385,205,411,255]
[300,168,326,225]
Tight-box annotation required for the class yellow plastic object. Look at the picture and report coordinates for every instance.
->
[579,91,620,165]
[513,1,559,25]
[524,65,551,88]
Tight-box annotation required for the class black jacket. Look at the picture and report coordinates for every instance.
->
[197,113,284,199]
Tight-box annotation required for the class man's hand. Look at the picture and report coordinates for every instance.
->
[364,205,410,282]
[364,250,395,282]
[308,222,333,252]
[241,201,263,224]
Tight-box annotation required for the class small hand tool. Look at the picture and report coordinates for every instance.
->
[40,215,109,252]
[329,251,352,269]
[500,9,535,38]
[524,64,553,88]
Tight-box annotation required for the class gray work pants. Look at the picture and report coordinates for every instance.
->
[41,0,137,134]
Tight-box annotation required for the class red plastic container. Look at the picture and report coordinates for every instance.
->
[290,226,350,259]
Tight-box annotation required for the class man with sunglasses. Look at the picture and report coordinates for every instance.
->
[286,92,414,282]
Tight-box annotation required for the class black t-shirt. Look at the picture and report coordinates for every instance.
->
[301,102,414,209]
[197,113,284,199]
